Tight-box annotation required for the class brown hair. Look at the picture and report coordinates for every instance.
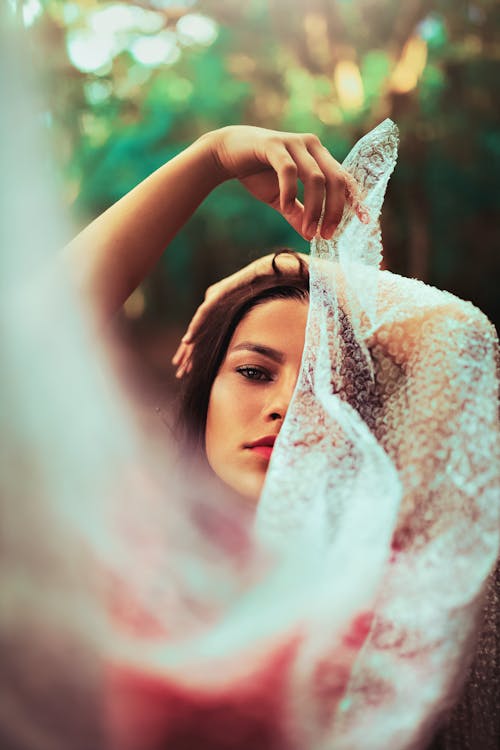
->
[177,251,309,453]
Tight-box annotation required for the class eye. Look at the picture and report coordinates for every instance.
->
[236,366,272,382]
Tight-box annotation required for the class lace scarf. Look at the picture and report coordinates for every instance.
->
[256,120,499,748]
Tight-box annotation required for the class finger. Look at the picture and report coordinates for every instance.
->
[172,340,188,365]
[304,143,349,238]
[281,197,307,238]
[172,338,194,364]
[177,283,229,351]
[308,145,346,239]
[175,344,194,378]
[306,140,372,236]
[342,172,370,224]
[180,259,277,346]
[266,145,299,215]
[175,244,312,377]
[286,143,326,240]
[357,203,371,224]
[175,340,194,366]
[183,300,210,342]
[259,146,307,235]
[176,357,193,378]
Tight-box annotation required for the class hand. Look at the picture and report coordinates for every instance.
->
[203,126,369,241]
[172,252,309,378]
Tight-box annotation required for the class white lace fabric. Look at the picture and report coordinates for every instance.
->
[255,120,500,748]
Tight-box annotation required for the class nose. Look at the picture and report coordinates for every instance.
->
[263,375,297,423]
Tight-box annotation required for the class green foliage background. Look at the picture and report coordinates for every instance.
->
[31,0,500,334]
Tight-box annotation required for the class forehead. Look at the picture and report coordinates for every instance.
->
[229,298,309,353]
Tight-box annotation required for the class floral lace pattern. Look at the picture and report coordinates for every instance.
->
[257,120,500,749]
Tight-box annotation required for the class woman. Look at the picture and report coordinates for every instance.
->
[65,125,365,499]
[176,254,310,501]
[67,124,499,750]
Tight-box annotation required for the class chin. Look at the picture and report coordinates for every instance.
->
[207,454,266,505]
[223,470,265,505]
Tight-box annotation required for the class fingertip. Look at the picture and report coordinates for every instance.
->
[302,220,317,241]
[357,206,371,224]
[321,224,336,240]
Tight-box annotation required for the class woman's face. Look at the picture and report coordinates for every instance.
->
[205,297,308,501]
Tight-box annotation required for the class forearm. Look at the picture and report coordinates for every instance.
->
[64,124,360,324]
[64,132,223,322]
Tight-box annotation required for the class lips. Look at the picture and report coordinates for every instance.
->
[246,435,277,461]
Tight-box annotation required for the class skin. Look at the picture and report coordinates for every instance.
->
[64,126,365,325]
[205,297,308,501]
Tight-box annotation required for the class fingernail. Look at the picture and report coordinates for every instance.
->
[321,225,335,239]
[181,334,191,343]
[357,205,371,224]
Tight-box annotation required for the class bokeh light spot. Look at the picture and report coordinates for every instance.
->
[131,32,181,67]
[167,77,194,102]
[151,0,196,7]
[391,36,428,94]
[84,80,113,106]
[334,61,365,111]
[22,0,43,27]
[66,30,115,73]
[176,14,218,47]
[61,3,81,25]
[89,3,164,35]
[417,14,447,48]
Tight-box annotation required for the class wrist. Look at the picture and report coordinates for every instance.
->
[195,128,232,185]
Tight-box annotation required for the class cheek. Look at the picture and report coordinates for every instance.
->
[205,375,269,502]
[205,376,254,462]
[205,379,228,458]
[205,376,238,466]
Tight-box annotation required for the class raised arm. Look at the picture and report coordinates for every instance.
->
[64,133,222,323]
[64,126,366,323]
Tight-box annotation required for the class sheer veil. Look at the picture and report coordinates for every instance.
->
[257,119,500,748]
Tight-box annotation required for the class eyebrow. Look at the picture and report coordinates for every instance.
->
[229,342,285,364]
